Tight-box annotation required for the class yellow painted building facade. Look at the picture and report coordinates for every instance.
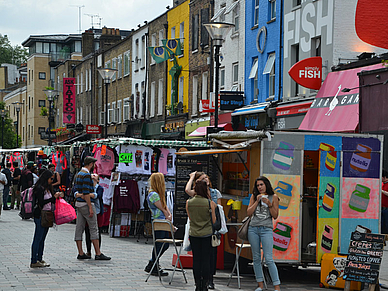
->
[166,1,190,114]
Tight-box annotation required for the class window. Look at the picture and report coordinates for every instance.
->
[28,96,30,111]
[159,30,164,46]
[43,43,50,54]
[250,58,259,101]
[254,0,259,26]
[28,124,30,140]
[77,74,79,94]
[292,44,300,96]
[249,58,258,79]
[232,63,239,83]
[269,56,276,97]
[112,58,117,81]
[141,36,146,68]
[124,51,130,76]
[263,53,275,74]
[202,72,208,100]
[311,37,321,57]
[111,102,116,122]
[36,42,42,53]
[75,41,82,52]
[141,81,145,117]
[192,75,198,116]
[200,9,209,48]
[192,14,199,51]
[293,0,301,7]
[171,27,176,39]
[80,72,83,93]
[89,68,91,91]
[31,97,33,109]
[118,55,122,78]
[39,72,46,80]
[117,100,122,123]
[123,98,130,121]
[158,79,163,116]
[85,69,88,91]
[220,68,225,89]
[135,40,139,71]
[233,3,240,31]
[39,99,46,108]
[179,22,184,54]
[80,107,83,124]
[38,127,45,134]
[150,82,156,117]
[269,0,276,20]
[151,34,157,65]
[97,54,102,67]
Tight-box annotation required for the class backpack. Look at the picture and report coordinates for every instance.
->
[19,187,34,219]
[20,169,32,191]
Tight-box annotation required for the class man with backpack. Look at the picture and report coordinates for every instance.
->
[2,163,12,210]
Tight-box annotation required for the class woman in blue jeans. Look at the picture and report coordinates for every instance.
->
[30,170,63,268]
[247,176,281,291]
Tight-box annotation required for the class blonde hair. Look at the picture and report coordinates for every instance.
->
[149,172,166,209]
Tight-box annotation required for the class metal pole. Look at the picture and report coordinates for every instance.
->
[214,45,220,129]
[1,116,3,149]
[48,100,52,146]
[105,82,108,138]
[16,112,19,148]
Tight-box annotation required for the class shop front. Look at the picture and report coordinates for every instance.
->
[273,99,313,130]
[231,102,270,131]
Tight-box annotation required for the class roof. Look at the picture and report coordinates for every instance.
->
[22,34,82,46]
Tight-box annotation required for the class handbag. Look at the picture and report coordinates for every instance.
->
[237,216,252,241]
[211,233,221,247]
[41,210,54,228]
[54,197,77,225]
[208,200,221,232]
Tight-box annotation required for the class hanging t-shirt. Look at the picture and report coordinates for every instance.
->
[151,148,161,172]
[116,145,137,174]
[166,149,176,176]
[94,146,115,177]
[134,146,145,173]
[159,148,169,175]
[142,147,153,175]
[166,190,174,223]
[113,179,140,213]
[100,177,113,205]
[53,151,68,175]
[12,152,24,169]
[137,180,148,210]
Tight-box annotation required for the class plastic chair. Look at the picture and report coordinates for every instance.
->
[145,219,188,285]
[227,241,267,289]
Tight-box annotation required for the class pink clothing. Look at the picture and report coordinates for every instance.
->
[159,148,169,175]
[94,146,115,177]
[42,190,53,211]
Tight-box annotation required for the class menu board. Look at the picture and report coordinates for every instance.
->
[344,232,385,284]
[174,155,213,239]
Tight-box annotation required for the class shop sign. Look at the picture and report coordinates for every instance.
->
[63,78,76,124]
[288,57,322,90]
[119,153,133,163]
[66,123,75,129]
[75,123,84,132]
[200,99,214,113]
[86,125,101,134]
[220,92,244,111]
[40,131,56,140]
[244,115,259,129]
[164,120,185,131]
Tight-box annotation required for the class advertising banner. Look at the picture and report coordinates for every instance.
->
[63,78,76,124]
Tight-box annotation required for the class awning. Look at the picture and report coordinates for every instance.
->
[188,123,229,137]
[276,101,312,117]
[299,63,383,132]
[225,0,240,14]
[231,102,269,116]
[176,148,247,156]
[263,53,276,74]
[211,7,226,21]
[56,133,90,145]
[249,59,259,79]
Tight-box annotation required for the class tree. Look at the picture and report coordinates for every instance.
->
[0,34,28,67]
[0,102,21,148]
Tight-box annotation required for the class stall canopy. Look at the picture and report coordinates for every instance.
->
[231,102,269,116]
[188,123,232,137]
[299,63,383,132]
[175,148,247,156]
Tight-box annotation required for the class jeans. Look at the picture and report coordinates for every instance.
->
[11,185,21,209]
[190,236,212,283]
[381,208,388,234]
[151,230,169,262]
[31,217,49,264]
[3,186,9,208]
[248,226,281,286]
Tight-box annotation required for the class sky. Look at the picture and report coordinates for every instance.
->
[0,0,172,46]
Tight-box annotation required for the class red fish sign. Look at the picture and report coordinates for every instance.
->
[288,57,322,90]
[355,0,388,49]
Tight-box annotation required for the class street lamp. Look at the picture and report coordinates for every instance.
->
[12,102,23,148]
[203,22,234,129]
[0,109,8,149]
[98,67,117,138]
[43,89,58,146]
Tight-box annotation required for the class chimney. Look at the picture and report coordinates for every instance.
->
[82,30,95,57]
[100,27,122,50]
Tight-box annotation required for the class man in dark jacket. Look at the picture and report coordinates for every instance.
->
[2,163,12,210]
[10,162,21,210]
[20,162,34,192]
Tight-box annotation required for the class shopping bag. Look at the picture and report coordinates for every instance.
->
[218,205,228,234]
[183,217,192,252]
[54,197,77,225]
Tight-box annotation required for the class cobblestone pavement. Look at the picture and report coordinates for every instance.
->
[1,209,388,291]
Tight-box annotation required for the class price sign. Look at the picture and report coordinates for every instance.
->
[119,153,133,163]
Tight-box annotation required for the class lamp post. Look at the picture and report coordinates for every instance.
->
[43,89,58,146]
[0,109,8,149]
[12,102,23,148]
[98,67,117,138]
[203,22,234,129]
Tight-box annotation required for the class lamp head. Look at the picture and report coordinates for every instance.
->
[98,67,117,84]
[43,89,58,101]
[203,22,235,46]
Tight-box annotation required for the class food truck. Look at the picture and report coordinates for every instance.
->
[176,130,383,269]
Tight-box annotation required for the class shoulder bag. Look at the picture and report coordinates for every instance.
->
[237,216,252,241]
[209,200,221,247]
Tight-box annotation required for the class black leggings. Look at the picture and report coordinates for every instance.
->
[210,244,218,275]
[190,236,212,282]
[85,224,101,253]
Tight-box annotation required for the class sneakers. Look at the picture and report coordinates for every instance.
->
[86,252,91,258]
[30,262,44,268]
[77,253,92,260]
[95,253,111,260]
[38,260,50,267]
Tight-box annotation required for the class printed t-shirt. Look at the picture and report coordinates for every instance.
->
[147,191,166,220]
[137,180,148,210]
[116,145,137,174]
[159,148,169,175]
[100,177,114,205]
[166,149,176,176]
[94,146,115,177]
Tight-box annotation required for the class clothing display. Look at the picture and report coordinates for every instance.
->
[158,148,169,175]
[116,145,153,175]
[113,179,140,214]
[52,151,68,175]
[137,180,148,210]
[94,146,115,177]
[100,177,114,206]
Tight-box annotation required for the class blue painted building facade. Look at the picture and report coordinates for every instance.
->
[245,0,283,104]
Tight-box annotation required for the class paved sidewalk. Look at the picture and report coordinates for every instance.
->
[1,209,385,290]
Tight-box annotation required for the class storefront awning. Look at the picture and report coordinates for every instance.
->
[176,148,247,156]
[299,64,382,132]
[231,102,269,116]
[276,101,312,117]
[188,123,229,137]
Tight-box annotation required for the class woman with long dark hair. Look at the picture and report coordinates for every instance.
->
[247,176,281,291]
[186,180,217,291]
[30,170,63,268]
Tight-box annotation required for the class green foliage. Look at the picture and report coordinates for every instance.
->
[0,102,21,148]
[40,107,48,117]
[0,34,28,67]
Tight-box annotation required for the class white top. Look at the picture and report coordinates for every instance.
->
[0,172,7,192]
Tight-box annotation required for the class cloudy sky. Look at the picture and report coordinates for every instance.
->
[1,0,172,46]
